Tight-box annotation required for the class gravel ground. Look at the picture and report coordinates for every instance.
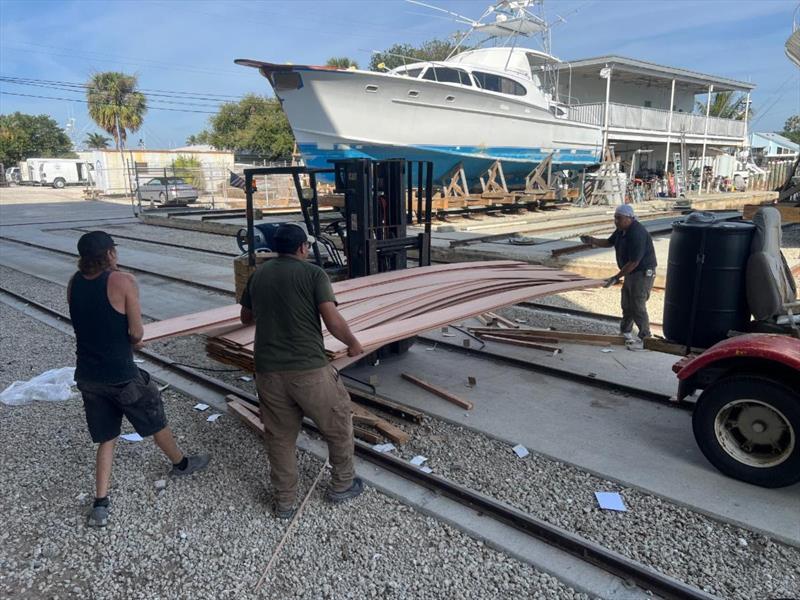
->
[0,302,587,600]
[4,267,798,599]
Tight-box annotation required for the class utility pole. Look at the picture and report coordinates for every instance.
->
[114,113,130,199]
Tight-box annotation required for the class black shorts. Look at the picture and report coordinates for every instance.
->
[77,368,167,443]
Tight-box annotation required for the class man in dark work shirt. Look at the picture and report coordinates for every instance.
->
[580,204,657,342]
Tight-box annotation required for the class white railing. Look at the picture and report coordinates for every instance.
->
[569,102,746,138]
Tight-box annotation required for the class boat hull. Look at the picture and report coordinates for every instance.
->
[265,66,603,182]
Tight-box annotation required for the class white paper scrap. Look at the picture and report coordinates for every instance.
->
[409,455,428,466]
[372,443,396,453]
[238,376,252,382]
[601,348,614,353]
[595,491,627,512]
[133,359,145,364]
[207,413,222,422]
[420,466,433,474]
[512,444,529,458]
[121,433,143,442]
[193,403,210,411]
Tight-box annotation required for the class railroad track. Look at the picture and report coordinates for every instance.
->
[0,235,236,296]
[0,283,715,600]
[69,228,240,258]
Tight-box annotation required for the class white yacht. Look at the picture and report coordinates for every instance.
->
[236,1,603,182]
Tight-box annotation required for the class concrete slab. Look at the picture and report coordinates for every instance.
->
[422,325,679,398]
[344,344,800,547]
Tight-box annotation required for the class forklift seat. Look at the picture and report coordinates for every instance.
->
[745,207,797,322]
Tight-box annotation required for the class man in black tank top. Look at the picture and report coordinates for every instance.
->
[68,232,210,528]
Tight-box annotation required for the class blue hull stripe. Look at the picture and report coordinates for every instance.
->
[298,143,600,182]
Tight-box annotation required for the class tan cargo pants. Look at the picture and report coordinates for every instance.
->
[255,365,354,508]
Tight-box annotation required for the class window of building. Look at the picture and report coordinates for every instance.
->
[644,100,652,108]
[421,67,472,86]
[472,71,526,96]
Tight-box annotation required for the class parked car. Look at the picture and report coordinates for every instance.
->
[136,177,199,205]
[4,166,20,183]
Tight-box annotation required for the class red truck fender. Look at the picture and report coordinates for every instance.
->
[672,334,800,400]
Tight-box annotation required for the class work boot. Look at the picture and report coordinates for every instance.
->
[170,454,211,477]
[87,504,109,528]
[326,477,364,504]
[273,504,296,520]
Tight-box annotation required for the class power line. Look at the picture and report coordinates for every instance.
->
[0,78,228,108]
[0,75,247,102]
[0,91,220,115]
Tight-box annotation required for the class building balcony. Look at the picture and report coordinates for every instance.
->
[568,102,746,142]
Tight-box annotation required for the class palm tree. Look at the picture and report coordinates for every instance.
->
[326,57,359,69]
[86,72,147,149]
[83,132,111,149]
[695,91,752,121]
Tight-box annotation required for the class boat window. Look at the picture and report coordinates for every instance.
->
[272,72,303,91]
[472,71,526,96]
[422,67,472,86]
[406,68,423,78]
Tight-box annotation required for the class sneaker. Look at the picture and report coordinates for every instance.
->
[170,454,211,477]
[326,477,364,504]
[622,332,636,345]
[87,504,109,528]
[274,504,296,520]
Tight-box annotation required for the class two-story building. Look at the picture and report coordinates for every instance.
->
[555,56,753,179]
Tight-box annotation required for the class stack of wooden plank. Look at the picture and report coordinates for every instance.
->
[468,326,627,351]
[143,261,602,371]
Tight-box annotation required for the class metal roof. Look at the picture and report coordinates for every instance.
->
[751,131,799,150]
[556,55,754,92]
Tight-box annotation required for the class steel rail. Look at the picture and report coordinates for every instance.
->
[69,228,240,258]
[0,235,235,296]
[0,284,714,600]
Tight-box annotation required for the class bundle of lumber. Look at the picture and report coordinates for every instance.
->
[468,326,627,349]
[143,261,601,371]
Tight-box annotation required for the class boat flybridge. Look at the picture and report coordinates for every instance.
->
[235,1,602,183]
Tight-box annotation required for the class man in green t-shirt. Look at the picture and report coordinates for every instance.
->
[240,224,364,518]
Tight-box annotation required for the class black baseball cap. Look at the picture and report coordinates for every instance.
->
[77,231,116,258]
[273,224,315,254]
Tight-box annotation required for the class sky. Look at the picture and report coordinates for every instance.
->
[0,0,797,149]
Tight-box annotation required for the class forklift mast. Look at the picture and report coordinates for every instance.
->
[334,158,433,278]
[241,159,433,279]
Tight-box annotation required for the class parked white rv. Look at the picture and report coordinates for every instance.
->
[24,158,93,188]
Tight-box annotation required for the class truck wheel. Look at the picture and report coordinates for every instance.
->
[53,178,66,189]
[693,375,800,488]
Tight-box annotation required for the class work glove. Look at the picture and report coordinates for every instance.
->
[603,276,620,288]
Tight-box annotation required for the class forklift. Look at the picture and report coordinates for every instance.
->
[235,158,434,354]
[236,158,433,276]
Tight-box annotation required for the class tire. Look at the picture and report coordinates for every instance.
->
[53,178,66,189]
[158,192,166,204]
[692,375,800,488]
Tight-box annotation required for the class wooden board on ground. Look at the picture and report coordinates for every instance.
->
[400,373,474,410]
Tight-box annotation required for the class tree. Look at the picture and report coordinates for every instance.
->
[326,57,359,69]
[171,154,205,189]
[86,72,147,150]
[191,94,294,160]
[84,132,111,149]
[695,91,752,121]
[0,112,75,164]
[781,115,800,145]
[369,38,468,71]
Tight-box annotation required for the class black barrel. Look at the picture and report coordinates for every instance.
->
[663,213,754,348]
